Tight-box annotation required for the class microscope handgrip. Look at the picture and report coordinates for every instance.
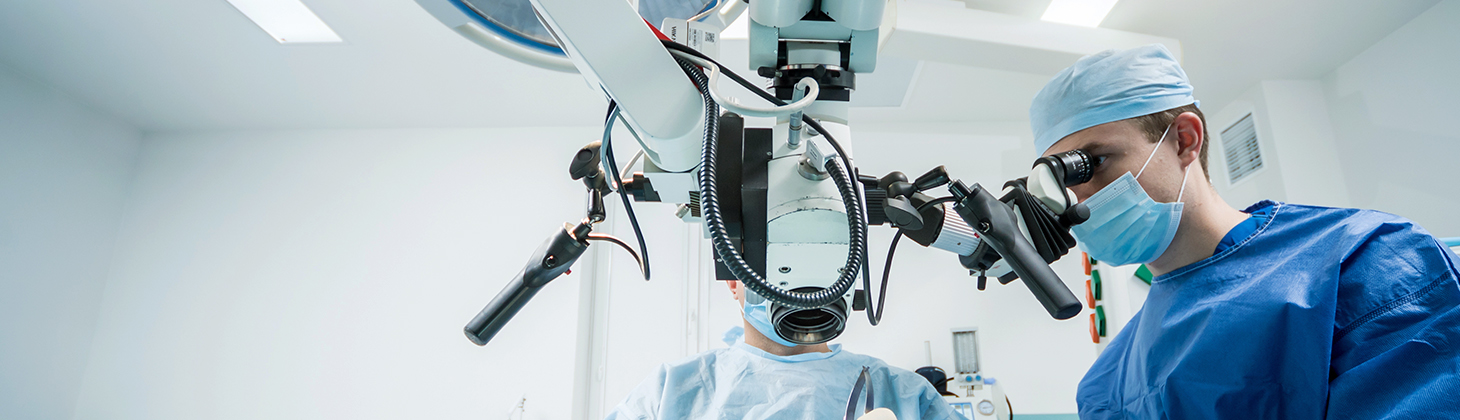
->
[989,228,1083,320]
[465,226,589,346]
[951,183,1083,320]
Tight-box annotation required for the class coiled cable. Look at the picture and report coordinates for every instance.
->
[674,56,866,310]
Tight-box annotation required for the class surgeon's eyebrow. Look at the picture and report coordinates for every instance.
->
[1080,140,1115,156]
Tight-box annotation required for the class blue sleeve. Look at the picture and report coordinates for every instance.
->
[603,365,668,420]
[875,364,968,420]
[917,387,970,420]
[1326,221,1460,419]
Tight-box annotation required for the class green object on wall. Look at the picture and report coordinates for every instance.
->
[1094,306,1106,336]
[1134,264,1153,285]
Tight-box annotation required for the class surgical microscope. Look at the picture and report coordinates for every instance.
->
[431,0,1100,376]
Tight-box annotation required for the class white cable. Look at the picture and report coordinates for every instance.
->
[614,113,650,180]
[602,109,644,191]
[712,0,748,28]
[668,49,819,118]
[620,150,645,180]
[690,0,719,22]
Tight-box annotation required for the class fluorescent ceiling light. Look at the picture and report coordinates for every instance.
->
[226,0,342,43]
[1041,0,1120,28]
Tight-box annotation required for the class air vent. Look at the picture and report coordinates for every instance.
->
[1221,113,1264,184]
[952,328,980,375]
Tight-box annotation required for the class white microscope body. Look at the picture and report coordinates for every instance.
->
[523,0,893,344]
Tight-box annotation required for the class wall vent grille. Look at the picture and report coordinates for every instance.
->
[1222,113,1264,184]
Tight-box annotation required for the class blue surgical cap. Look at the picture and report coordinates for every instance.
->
[1030,44,1197,157]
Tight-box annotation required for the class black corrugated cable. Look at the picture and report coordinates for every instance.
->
[674,56,866,309]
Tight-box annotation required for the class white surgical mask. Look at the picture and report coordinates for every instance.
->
[1069,124,1190,266]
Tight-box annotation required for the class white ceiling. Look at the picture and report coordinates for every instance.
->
[956,0,1442,113]
[0,0,1440,132]
[0,0,608,131]
[1099,0,1440,115]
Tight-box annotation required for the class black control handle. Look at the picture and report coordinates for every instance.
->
[949,181,1083,320]
[465,224,590,346]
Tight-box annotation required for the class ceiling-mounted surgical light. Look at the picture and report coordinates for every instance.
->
[415,0,733,73]
[226,0,343,43]
[1040,0,1120,28]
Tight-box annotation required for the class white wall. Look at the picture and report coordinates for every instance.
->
[1210,0,1460,237]
[0,63,141,420]
[586,200,720,419]
[1208,80,1351,209]
[1322,0,1460,237]
[1261,81,1351,207]
[1208,83,1283,207]
[68,128,597,420]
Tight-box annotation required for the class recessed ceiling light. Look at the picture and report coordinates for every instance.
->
[1040,0,1120,28]
[226,0,342,43]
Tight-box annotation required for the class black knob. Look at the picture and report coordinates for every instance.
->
[569,142,603,181]
[1061,203,1091,226]
[887,181,916,199]
[883,197,924,230]
[878,171,908,191]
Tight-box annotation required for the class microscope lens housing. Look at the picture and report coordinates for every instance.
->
[1039,150,1097,187]
[770,287,851,344]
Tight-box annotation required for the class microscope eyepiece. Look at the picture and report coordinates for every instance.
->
[1036,149,1098,187]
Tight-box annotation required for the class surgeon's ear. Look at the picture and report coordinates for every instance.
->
[1173,112,1204,168]
[725,280,742,300]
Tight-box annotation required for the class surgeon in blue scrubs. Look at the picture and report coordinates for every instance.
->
[1030,44,1460,419]
[603,279,964,420]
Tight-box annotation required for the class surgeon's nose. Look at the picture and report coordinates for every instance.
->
[1071,182,1102,203]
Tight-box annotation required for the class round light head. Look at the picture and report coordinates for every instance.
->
[417,0,721,72]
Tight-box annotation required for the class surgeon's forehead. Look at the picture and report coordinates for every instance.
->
[1043,122,1137,156]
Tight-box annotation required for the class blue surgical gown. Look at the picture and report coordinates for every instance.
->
[604,340,966,420]
[1077,201,1460,419]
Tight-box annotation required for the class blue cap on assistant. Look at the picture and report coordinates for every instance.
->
[1030,44,1197,157]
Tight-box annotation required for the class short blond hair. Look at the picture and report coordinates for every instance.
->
[1127,104,1211,181]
